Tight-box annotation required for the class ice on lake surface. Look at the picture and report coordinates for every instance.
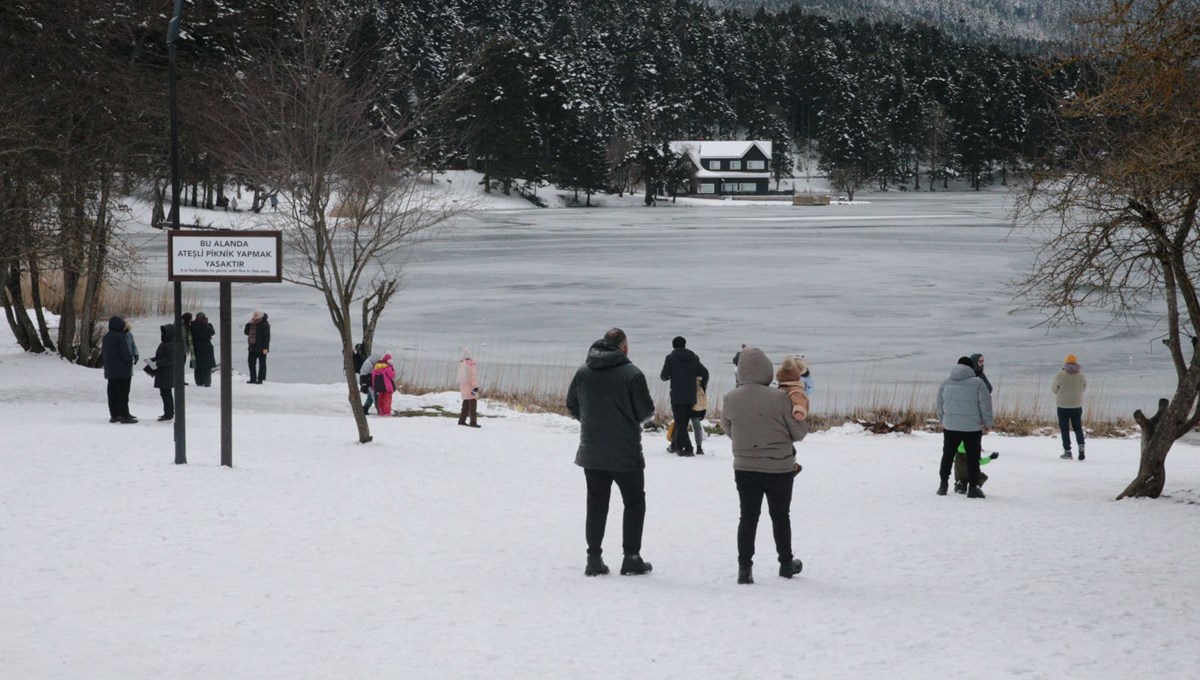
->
[135,190,1174,418]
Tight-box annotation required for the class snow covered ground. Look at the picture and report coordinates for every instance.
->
[2,349,1199,679]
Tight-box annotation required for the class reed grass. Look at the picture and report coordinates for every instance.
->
[21,272,202,319]
[386,354,1138,438]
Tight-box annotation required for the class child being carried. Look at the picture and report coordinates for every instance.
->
[776,356,810,476]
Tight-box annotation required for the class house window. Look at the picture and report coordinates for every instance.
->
[708,160,720,170]
[746,160,765,170]
[698,183,715,194]
[730,160,741,170]
[724,182,756,193]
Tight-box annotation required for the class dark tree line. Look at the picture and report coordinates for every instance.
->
[2,0,1080,358]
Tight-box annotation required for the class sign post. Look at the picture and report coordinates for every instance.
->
[167,0,186,465]
[168,230,282,467]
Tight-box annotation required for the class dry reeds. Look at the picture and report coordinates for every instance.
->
[22,271,202,319]
[386,353,1137,438]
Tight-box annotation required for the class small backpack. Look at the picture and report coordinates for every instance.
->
[373,372,388,393]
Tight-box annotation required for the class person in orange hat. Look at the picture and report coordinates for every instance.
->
[1052,354,1088,460]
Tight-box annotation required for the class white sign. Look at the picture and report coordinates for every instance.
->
[169,230,282,282]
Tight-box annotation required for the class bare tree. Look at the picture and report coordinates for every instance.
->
[1015,0,1200,499]
[219,6,471,444]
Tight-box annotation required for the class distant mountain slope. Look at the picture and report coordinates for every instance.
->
[704,0,1102,44]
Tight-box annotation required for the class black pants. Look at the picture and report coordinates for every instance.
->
[584,468,645,557]
[159,387,174,419]
[458,398,477,425]
[671,403,695,452]
[107,377,132,418]
[735,470,794,567]
[248,349,267,382]
[1057,407,1085,452]
[941,430,982,485]
[194,360,211,387]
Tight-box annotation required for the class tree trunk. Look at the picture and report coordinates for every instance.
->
[28,254,55,351]
[151,179,166,229]
[1118,399,1172,498]
[0,263,30,350]
[77,177,112,366]
[341,307,373,444]
[5,261,44,352]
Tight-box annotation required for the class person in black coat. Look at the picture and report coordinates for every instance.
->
[566,328,656,578]
[953,352,994,494]
[101,315,137,423]
[191,312,216,387]
[152,323,176,421]
[660,336,709,456]
[244,311,270,384]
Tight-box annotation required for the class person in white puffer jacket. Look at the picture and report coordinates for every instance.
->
[935,356,994,499]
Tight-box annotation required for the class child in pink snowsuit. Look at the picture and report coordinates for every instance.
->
[371,354,396,416]
[457,347,481,427]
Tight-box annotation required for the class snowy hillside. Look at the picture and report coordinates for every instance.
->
[707,0,1097,44]
[2,348,1200,679]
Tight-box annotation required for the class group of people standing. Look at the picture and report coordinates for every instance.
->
[100,311,270,423]
[352,346,482,426]
[568,329,810,584]
[936,352,1088,499]
[568,329,1092,583]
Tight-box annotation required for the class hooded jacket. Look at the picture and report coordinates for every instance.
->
[567,339,656,472]
[720,347,808,473]
[101,316,134,380]
[153,323,176,390]
[371,355,396,394]
[661,347,709,405]
[969,353,993,393]
[1051,363,1087,408]
[936,364,994,432]
[244,313,270,352]
[457,348,479,399]
[191,314,216,371]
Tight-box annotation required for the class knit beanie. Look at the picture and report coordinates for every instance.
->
[672,336,686,349]
[776,356,802,383]
[1065,354,1078,364]
[957,356,974,367]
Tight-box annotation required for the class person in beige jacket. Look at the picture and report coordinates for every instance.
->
[721,347,808,585]
[1052,354,1088,460]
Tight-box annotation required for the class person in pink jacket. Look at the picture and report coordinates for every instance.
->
[457,348,481,427]
[371,354,397,416]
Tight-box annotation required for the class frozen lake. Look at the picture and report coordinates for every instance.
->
[134,190,1175,418]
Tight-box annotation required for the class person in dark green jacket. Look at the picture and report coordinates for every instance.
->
[567,328,656,578]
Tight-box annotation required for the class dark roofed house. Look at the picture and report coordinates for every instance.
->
[669,141,772,196]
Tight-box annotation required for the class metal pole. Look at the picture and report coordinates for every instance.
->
[168,0,187,465]
[220,282,233,467]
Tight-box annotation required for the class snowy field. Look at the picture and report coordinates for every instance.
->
[122,177,1175,419]
[1,350,1199,679]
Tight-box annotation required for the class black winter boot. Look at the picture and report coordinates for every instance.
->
[584,555,609,576]
[737,565,753,585]
[779,558,804,578]
[1078,448,1085,461]
[967,486,986,499]
[620,554,652,575]
[1060,450,1073,460]
[953,480,967,495]
[936,480,948,496]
